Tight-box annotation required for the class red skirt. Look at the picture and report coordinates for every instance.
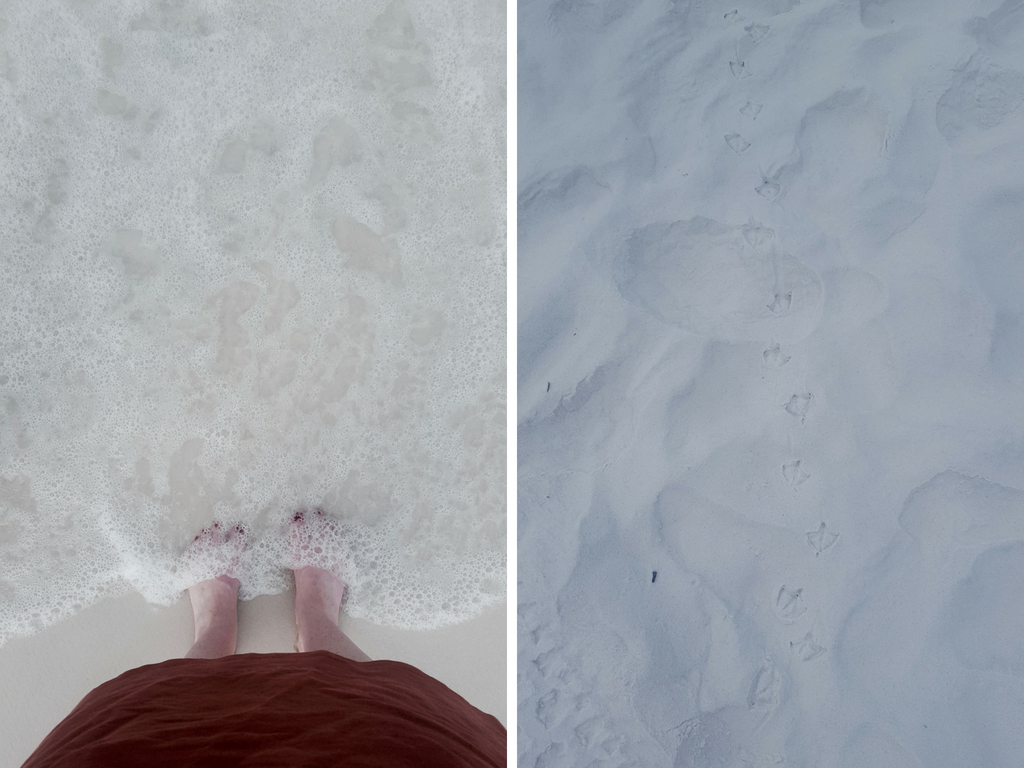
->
[21,650,506,768]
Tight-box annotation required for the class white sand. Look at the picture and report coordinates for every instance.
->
[0,591,505,767]
[518,0,1024,766]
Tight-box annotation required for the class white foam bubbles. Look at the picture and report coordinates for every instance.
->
[0,0,504,644]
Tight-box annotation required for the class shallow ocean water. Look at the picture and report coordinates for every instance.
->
[0,0,505,644]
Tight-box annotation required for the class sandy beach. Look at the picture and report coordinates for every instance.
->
[518,0,1024,765]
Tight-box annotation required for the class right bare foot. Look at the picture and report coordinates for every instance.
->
[290,510,350,652]
[182,522,247,658]
[294,565,345,627]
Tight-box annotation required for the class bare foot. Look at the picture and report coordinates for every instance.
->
[290,510,345,624]
[183,523,247,659]
[287,509,343,571]
[290,510,368,660]
[294,565,345,631]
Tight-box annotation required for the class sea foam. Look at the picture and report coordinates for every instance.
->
[0,0,505,644]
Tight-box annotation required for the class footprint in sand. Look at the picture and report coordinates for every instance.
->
[532,649,558,675]
[782,460,811,487]
[784,392,813,423]
[572,710,630,760]
[755,164,784,201]
[534,742,565,768]
[768,291,792,314]
[730,60,753,80]
[574,715,604,748]
[791,631,826,661]
[774,585,807,623]
[177,521,249,587]
[519,601,556,647]
[747,656,781,709]
[745,23,770,42]
[742,220,774,250]
[613,217,822,342]
[725,134,752,154]
[756,179,780,200]
[763,343,791,367]
[806,522,840,556]
[674,707,773,768]
[531,620,554,646]
[536,689,560,727]
[740,101,763,119]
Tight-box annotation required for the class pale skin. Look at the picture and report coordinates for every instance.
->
[184,516,370,662]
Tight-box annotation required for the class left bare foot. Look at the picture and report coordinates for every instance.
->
[183,523,247,659]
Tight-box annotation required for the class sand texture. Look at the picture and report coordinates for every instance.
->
[518,0,1024,765]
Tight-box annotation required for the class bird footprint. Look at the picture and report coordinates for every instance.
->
[768,292,792,314]
[725,134,751,153]
[775,585,807,623]
[741,101,763,119]
[730,60,752,79]
[791,631,826,661]
[784,393,813,423]
[763,343,791,367]
[746,23,770,42]
[782,460,810,486]
[747,656,780,709]
[742,221,774,250]
[806,522,840,556]
[756,180,780,200]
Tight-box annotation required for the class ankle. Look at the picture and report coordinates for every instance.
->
[295,599,339,634]
[293,567,344,620]
[187,623,237,658]
[188,577,240,638]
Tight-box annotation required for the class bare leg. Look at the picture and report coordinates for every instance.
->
[294,565,370,662]
[186,574,240,659]
[182,522,247,659]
